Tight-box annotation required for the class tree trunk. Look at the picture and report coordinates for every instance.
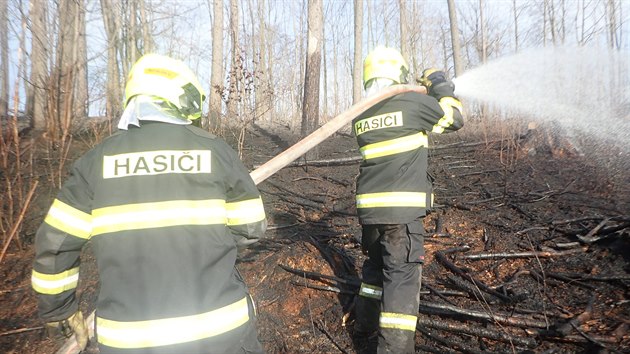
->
[300,0,323,159]
[100,0,123,122]
[227,0,239,121]
[208,0,224,131]
[27,0,48,131]
[75,0,88,121]
[353,0,363,104]
[0,0,8,118]
[399,0,409,66]
[446,0,464,77]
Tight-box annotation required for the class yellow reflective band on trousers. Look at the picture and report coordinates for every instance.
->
[359,132,428,160]
[379,312,417,331]
[96,297,250,349]
[432,97,463,134]
[45,199,93,239]
[226,197,266,226]
[359,283,383,299]
[31,267,80,295]
[356,192,430,209]
[91,199,227,236]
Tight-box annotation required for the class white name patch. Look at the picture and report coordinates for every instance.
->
[103,150,211,179]
[354,111,403,136]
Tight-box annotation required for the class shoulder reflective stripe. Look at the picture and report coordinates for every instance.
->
[360,132,428,160]
[103,150,212,179]
[359,283,382,299]
[356,192,428,208]
[379,312,417,331]
[226,197,266,226]
[432,97,463,134]
[96,297,249,349]
[31,267,79,295]
[44,199,93,239]
[91,199,226,236]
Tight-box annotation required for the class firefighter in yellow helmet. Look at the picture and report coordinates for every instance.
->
[352,47,464,353]
[32,54,267,353]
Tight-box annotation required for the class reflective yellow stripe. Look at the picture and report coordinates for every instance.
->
[44,199,92,239]
[432,97,463,134]
[360,132,428,160]
[92,199,226,236]
[380,312,417,331]
[356,192,429,208]
[226,197,266,226]
[96,297,250,349]
[31,267,79,295]
[359,283,382,299]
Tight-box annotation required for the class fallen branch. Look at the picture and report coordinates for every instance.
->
[278,264,360,287]
[459,247,587,260]
[417,326,486,354]
[435,251,513,303]
[0,326,44,337]
[417,317,537,348]
[554,294,595,336]
[418,301,550,329]
[316,320,349,354]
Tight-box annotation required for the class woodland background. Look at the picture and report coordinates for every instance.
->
[0,0,629,278]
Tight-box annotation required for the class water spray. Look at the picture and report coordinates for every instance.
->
[452,45,630,153]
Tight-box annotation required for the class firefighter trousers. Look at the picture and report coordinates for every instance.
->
[354,218,425,354]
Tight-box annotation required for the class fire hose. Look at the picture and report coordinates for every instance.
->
[56,84,426,354]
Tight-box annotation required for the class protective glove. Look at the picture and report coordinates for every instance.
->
[45,311,88,351]
[419,68,455,99]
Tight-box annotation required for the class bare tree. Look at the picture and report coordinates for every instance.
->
[353,0,363,104]
[0,0,8,118]
[479,0,487,64]
[209,0,224,130]
[399,0,408,65]
[27,0,48,131]
[100,0,123,123]
[447,0,464,76]
[227,0,240,120]
[606,0,620,49]
[301,0,323,158]
[512,0,522,52]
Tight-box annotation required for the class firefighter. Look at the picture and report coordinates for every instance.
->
[31,54,267,354]
[352,47,464,353]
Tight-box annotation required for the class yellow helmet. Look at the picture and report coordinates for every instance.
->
[363,47,409,88]
[125,54,206,120]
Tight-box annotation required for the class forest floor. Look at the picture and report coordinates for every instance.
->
[1,118,629,354]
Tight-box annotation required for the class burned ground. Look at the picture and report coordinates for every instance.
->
[1,120,629,354]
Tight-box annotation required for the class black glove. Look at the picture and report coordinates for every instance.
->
[419,68,455,99]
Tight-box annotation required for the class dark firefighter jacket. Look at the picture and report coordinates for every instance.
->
[352,87,464,225]
[31,121,267,352]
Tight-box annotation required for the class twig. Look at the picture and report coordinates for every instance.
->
[0,180,38,264]
[418,301,550,329]
[278,264,360,287]
[417,317,537,348]
[417,326,486,354]
[290,280,355,295]
[316,320,349,354]
[554,294,595,336]
[435,251,513,303]
[459,247,587,260]
[0,326,44,337]
[267,222,301,231]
